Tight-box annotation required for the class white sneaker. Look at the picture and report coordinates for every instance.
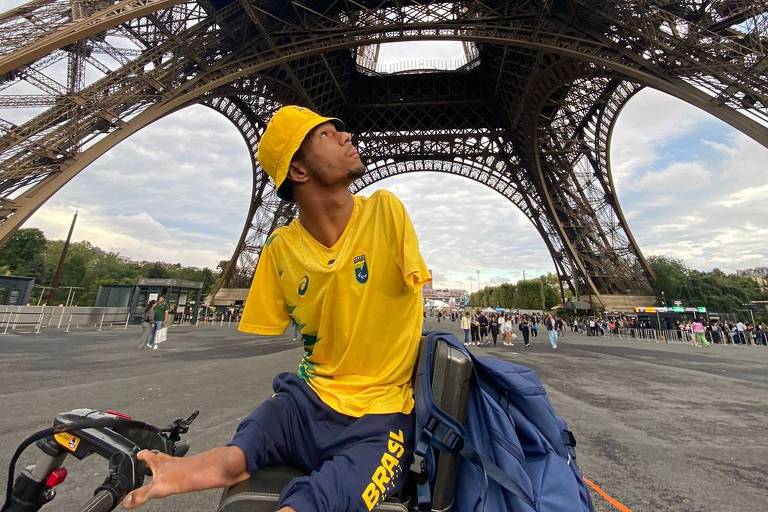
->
[152,345,159,350]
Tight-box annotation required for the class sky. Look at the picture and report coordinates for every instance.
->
[2,5,767,291]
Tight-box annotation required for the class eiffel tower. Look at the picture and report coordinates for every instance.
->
[1,1,766,309]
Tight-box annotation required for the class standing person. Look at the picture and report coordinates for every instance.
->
[691,318,709,348]
[478,311,489,344]
[531,317,538,338]
[735,320,747,344]
[148,296,169,350]
[139,300,156,350]
[470,311,480,345]
[545,314,558,349]
[519,315,531,347]
[122,106,431,511]
[502,314,513,346]
[460,311,472,345]
[489,314,500,347]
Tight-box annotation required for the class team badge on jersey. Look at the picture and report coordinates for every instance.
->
[353,254,368,284]
[298,275,309,296]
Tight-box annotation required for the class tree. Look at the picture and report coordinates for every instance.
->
[0,228,47,281]
[145,262,170,279]
[541,274,561,309]
[648,256,689,304]
[516,280,545,309]
[499,283,515,308]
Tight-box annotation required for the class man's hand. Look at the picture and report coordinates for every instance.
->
[122,450,180,509]
[121,446,249,509]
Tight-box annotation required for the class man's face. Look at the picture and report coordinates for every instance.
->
[296,122,365,187]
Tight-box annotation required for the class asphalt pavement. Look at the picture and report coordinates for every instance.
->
[1,319,766,511]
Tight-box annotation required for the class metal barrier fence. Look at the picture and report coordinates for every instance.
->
[606,327,766,346]
[0,305,131,334]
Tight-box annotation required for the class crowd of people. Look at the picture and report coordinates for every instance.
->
[577,315,768,347]
[449,310,565,349]
[428,309,768,350]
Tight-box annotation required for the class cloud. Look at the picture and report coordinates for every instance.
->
[23,105,252,268]
[636,162,714,191]
[613,101,768,272]
[365,173,554,289]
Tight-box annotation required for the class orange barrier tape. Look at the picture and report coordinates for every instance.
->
[583,476,633,512]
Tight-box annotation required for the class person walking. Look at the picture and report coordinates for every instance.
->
[460,311,472,345]
[519,315,531,347]
[545,314,558,349]
[691,319,709,347]
[139,300,156,350]
[148,295,169,350]
[531,317,538,338]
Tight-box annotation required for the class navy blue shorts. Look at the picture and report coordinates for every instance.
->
[228,372,414,511]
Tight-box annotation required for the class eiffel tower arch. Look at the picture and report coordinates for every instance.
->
[1,1,766,309]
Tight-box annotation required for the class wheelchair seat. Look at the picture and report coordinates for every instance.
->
[217,336,472,512]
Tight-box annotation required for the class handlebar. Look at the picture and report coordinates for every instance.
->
[78,491,113,512]
[2,409,198,512]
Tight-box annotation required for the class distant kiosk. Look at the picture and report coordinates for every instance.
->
[96,278,203,325]
[0,275,35,305]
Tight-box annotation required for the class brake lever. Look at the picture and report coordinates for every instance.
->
[161,411,199,442]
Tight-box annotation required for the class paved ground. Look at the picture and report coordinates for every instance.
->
[1,320,767,511]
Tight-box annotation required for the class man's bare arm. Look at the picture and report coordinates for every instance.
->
[122,446,249,509]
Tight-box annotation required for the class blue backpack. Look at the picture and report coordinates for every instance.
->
[412,331,594,512]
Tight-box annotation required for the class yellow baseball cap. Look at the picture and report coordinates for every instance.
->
[256,105,344,202]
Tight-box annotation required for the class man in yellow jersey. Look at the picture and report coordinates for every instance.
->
[122,105,431,512]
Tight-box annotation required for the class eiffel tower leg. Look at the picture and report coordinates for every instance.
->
[530,73,658,310]
[495,139,588,302]
[202,95,297,304]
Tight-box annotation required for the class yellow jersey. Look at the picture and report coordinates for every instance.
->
[238,190,431,417]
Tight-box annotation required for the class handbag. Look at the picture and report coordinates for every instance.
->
[155,327,168,344]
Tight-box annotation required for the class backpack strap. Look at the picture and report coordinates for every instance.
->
[412,414,535,511]
[412,332,535,511]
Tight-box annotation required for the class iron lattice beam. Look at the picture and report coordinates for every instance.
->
[0,0,767,305]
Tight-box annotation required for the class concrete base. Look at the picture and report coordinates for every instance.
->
[210,287,249,306]
[578,294,656,313]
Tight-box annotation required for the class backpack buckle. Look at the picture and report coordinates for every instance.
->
[442,430,463,452]
[410,453,426,476]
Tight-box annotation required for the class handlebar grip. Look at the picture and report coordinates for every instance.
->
[78,490,114,512]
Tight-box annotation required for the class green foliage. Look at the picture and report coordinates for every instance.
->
[0,228,47,281]
[516,280,545,310]
[0,230,220,306]
[648,256,767,313]
[541,274,561,309]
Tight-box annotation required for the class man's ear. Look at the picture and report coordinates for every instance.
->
[287,160,310,184]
